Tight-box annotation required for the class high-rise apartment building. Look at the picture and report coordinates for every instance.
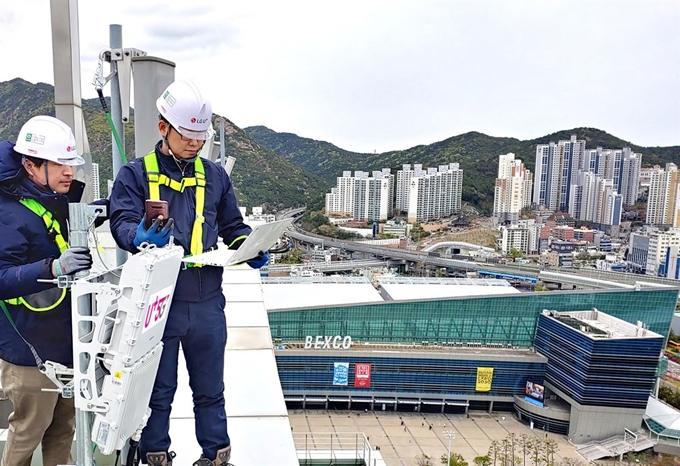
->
[619,149,642,206]
[534,136,585,211]
[407,163,463,223]
[558,136,586,212]
[534,142,562,211]
[395,164,424,214]
[325,169,393,222]
[355,169,394,221]
[569,172,621,227]
[646,163,680,227]
[493,153,533,224]
[325,171,356,217]
[535,137,641,214]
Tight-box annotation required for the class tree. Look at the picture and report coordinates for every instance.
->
[529,436,545,466]
[520,207,533,220]
[277,248,304,264]
[576,251,590,262]
[441,452,469,466]
[415,453,435,466]
[518,434,531,466]
[474,456,491,466]
[509,248,523,262]
[544,439,558,466]
[489,440,500,466]
[559,458,585,466]
[411,224,431,242]
[670,329,680,343]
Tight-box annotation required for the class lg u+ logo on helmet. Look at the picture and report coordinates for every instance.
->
[191,117,208,124]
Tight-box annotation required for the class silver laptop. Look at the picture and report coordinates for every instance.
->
[183,218,294,267]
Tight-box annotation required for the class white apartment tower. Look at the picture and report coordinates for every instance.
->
[647,163,680,227]
[569,172,622,226]
[407,163,463,223]
[618,149,642,206]
[324,169,393,222]
[581,147,640,207]
[493,153,533,224]
[395,164,424,214]
[354,170,392,222]
[325,171,356,217]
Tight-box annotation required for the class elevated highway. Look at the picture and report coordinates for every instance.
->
[286,228,680,293]
[267,259,387,274]
[422,241,495,254]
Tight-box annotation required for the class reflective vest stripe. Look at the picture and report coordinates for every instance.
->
[143,152,206,261]
[190,168,206,257]
[4,199,70,312]
[19,199,69,254]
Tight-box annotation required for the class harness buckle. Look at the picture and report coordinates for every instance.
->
[195,213,205,223]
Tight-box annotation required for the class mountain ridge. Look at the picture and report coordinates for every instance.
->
[2,78,677,215]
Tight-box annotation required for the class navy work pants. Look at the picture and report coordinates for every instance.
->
[140,293,229,461]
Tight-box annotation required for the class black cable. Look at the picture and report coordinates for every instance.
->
[126,438,140,466]
[98,356,111,375]
[114,450,120,466]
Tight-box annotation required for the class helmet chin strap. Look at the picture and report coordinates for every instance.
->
[22,156,55,193]
[44,163,55,193]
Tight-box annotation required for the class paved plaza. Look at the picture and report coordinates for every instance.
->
[289,409,584,466]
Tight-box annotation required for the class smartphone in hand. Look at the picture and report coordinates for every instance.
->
[144,199,169,229]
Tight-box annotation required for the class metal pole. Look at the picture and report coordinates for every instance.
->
[220,119,226,169]
[49,0,94,203]
[444,430,455,466]
[110,24,128,267]
[70,204,95,466]
[448,436,451,465]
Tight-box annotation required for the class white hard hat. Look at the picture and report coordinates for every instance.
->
[14,116,84,166]
[156,80,214,141]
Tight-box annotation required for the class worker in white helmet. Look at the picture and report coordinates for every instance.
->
[0,115,95,465]
[109,80,268,466]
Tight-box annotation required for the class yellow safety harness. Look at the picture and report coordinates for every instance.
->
[3,198,69,312]
[143,152,207,265]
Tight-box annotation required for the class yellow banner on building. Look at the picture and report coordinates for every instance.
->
[476,367,494,392]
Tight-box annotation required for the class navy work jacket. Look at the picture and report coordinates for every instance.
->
[109,142,252,302]
[0,141,84,366]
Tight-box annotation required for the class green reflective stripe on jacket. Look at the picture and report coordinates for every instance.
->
[19,199,69,254]
[3,199,70,312]
[143,152,206,266]
[5,288,67,312]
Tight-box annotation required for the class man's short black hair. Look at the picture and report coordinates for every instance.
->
[22,154,45,167]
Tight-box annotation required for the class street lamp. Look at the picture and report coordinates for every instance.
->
[443,430,456,465]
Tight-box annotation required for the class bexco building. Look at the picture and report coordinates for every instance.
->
[261,277,677,443]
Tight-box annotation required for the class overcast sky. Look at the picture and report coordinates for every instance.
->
[0,0,678,153]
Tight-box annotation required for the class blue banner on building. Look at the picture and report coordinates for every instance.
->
[333,362,349,386]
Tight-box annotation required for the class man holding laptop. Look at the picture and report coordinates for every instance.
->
[109,79,267,466]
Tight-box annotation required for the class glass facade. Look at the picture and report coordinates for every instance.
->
[271,288,677,414]
[276,354,545,399]
[534,314,664,409]
[269,289,677,347]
